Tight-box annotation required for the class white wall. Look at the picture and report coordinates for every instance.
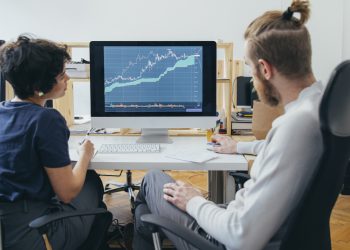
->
[343,0,350,60]
[1,0,345,83]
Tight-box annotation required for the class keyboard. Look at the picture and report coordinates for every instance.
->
[99,143,161,153]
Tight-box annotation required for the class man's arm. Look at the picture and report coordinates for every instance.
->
[212,134,265,155]
[165,120,322,250]
[237,140,265,155]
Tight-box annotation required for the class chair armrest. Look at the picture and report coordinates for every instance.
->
[229,172,250,192]
[29,208,109,232]
[141,214,222,250]
[228,172,250,181]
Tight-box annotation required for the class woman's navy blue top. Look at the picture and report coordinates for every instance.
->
[0,101,71,202]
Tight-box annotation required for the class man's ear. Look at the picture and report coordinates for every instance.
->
[257,59,273,80]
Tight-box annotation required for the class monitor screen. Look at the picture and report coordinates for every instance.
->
[235,76,253,109]
[90,41,217,129]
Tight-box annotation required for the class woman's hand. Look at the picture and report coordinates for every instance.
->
[78,139,95,161]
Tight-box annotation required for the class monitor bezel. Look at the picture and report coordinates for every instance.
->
[90,41,217,117]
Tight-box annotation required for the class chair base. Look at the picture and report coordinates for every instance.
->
[104,170,140,214]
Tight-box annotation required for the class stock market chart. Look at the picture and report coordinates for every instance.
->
[104,46,203,112]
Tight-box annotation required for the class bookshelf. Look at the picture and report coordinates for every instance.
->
[54,42,90,126]
[216,42,244,135]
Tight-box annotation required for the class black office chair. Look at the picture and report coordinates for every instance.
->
[341,160,350,195]
[0,208,112,250]
[102,169,140,214]
[141,60,350,250]
[0,219,3,250]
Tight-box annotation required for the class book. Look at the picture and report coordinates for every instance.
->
[232,112,252,122]
[232,122,252,130]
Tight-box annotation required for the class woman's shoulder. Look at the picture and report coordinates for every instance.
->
[36,108,67,128]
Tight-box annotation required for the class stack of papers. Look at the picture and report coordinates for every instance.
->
[166,149,218,163]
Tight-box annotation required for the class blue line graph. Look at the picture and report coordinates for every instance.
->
[103,46,203,112]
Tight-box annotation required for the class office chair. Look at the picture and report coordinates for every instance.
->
[0,219,3,250]
[140,60,350,250]
[103,170,140,214]
[341,160,350,195]
[0,208,112,250]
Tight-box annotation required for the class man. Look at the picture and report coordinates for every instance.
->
[133,1,324,249]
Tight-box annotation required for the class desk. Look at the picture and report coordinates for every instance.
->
[69,135,248,171]
[69,135,248,203]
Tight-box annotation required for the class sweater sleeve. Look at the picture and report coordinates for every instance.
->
[186,115,322,250]
[236,140,265,155]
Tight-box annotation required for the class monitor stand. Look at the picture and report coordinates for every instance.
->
[136,128,173,144]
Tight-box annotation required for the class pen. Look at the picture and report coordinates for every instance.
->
[94,128,106,133]
[79,128,93,145]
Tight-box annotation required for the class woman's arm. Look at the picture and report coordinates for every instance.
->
[45,139,94,203]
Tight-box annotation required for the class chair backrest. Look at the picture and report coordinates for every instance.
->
[276,60,350,250]
[78,211,113,250]
[0,218,3,250]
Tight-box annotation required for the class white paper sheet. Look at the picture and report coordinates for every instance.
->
[166,149,218,163]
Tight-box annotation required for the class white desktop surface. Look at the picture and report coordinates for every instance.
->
[69,135,248,171]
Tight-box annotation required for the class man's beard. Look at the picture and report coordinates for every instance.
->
[254,72,281,107]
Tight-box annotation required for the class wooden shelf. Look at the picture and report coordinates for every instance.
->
[216,42,244,135]
[55,42,90,126]
[216,78,231,82]
[69,77,90,81]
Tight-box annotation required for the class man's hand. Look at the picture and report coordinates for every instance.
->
[163,180,202,212]
[211,134,238,154]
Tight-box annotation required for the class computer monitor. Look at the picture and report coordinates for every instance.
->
[90,41,217,143]
[234,76,253,110]
[0,40,5,102]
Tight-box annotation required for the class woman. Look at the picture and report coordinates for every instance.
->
[0,35,108,250]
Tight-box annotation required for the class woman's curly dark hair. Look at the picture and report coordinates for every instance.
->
[0,35,71,99]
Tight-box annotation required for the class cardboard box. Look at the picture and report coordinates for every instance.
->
[252,101,284,139]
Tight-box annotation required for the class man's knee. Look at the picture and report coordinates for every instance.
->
[144,169,170,185]
[145,169,162,180]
